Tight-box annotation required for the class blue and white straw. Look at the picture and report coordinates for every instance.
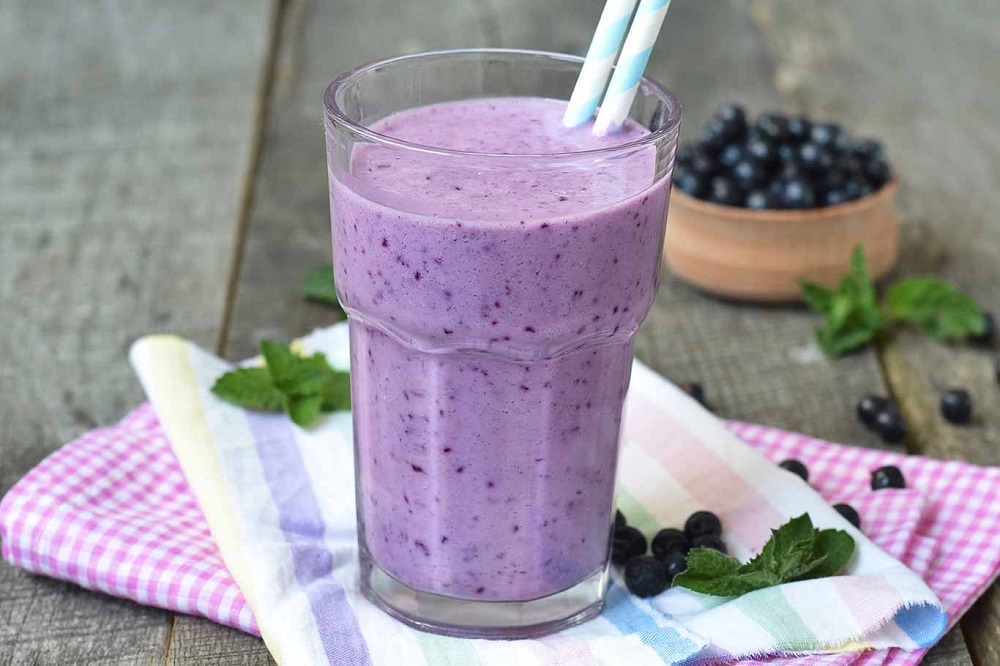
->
[562,0,639,128]
[593,0,673,136]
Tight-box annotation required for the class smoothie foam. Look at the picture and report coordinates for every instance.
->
[331,98,670,601]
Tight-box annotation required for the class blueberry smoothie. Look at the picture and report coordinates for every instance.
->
[331,98,672,601]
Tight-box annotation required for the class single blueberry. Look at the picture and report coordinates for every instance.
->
[691,534,728,555]
[746,189,779,210]
[689,149,719,177]
[715,103,748,129]
[709,176,743,207]
[662,550,688,581]
[833,503,862,529]
[685,511,723,539]
[732,158,768,188]
[675,169,708,199]
[854,138,884,161]
[780,178,817,209]
[875,408,908,444]
[651,528,690,560]
[719,143,746,168]
[611,526,647,565]
[970,312,996,347]
[624,555,669,597]
[787,115,812,142]
[798,142,834,174]
[746,138,779,168]
[700,118,732,153]
[865,159,892,188]
[682,381,708,408]
[810,122,843,147]
[871,465,906,490]
[777,142,798,164]
[779,459,809,482]
[856,395,890,428]
[755,112,791,142]
[940,389,973,425]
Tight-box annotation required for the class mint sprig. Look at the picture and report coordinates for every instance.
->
[799,245,985,358]
[673,514,855,597]
[211,340,350,427]
[303,264,346,317]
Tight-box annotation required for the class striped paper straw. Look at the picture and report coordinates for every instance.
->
[593,0,672,135]
[562,0,640,128]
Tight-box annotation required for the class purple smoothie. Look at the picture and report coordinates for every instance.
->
[330,97,671,601]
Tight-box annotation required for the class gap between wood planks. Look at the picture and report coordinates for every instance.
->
[215,0,288,360]
[162,0,287,663]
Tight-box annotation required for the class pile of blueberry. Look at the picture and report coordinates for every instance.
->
[613,510,726,597]
[674,104,893,210]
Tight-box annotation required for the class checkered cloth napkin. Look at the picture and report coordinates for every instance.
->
[2,324,999,665]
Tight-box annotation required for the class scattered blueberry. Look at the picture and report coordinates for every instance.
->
[874,408,908,444]
[652,528,690,560]
[971,313,996,347]
[611,526,647,566]
[662,550,688,581]
[871,465,906,490]
[691,534,728,555]
[684,511,723,540]
[779,459,810,482]
[940,389,973,425]
[615,510,627,531]
[833,503,862,529]
[624,555,669,597]
[856,395,890,428]
[682,381,708,408]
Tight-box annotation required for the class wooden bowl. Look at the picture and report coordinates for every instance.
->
[663,179,899,302]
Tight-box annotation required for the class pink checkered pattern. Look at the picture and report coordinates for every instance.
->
[0,403,258,635]
[2,407,999,666]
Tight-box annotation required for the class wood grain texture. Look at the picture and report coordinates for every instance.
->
[0,0,269,663]
[753,2,1000,664]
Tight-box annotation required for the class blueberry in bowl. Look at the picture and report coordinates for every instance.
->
[664,104,900,302]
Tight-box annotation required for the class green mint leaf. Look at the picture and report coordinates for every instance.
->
[745,514,815,578]
[260,341,331,396]
[303,265,345,316]
[211,367,286,411]
[320,370,352,412]
[806,529,856,578]
[885,277,985,340]
[287,395,324,428]
[674,548,781,596]
[799,280,835,315]
[803,245,886,358]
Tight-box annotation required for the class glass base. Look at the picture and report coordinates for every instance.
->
[360,552,609,639]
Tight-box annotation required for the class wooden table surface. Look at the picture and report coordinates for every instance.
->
[2,1,998,663]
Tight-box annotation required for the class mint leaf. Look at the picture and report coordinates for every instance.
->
[288,395,324,427]
[320,370,351,412]
[673,514,856,598]
[674,548,782,596]
[807,529,856,578]
[211,367,286,411]
[303,265,345,316]
[800,246,886,358]
[885,277,985,340]
[261,341,330,396]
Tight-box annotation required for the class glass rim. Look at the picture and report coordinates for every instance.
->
[323,48,682,160]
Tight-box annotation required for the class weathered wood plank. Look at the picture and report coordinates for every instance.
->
[753,2,1000,664]
[0,0,270,663]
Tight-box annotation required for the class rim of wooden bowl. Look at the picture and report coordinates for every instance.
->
[670,177,898,222]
